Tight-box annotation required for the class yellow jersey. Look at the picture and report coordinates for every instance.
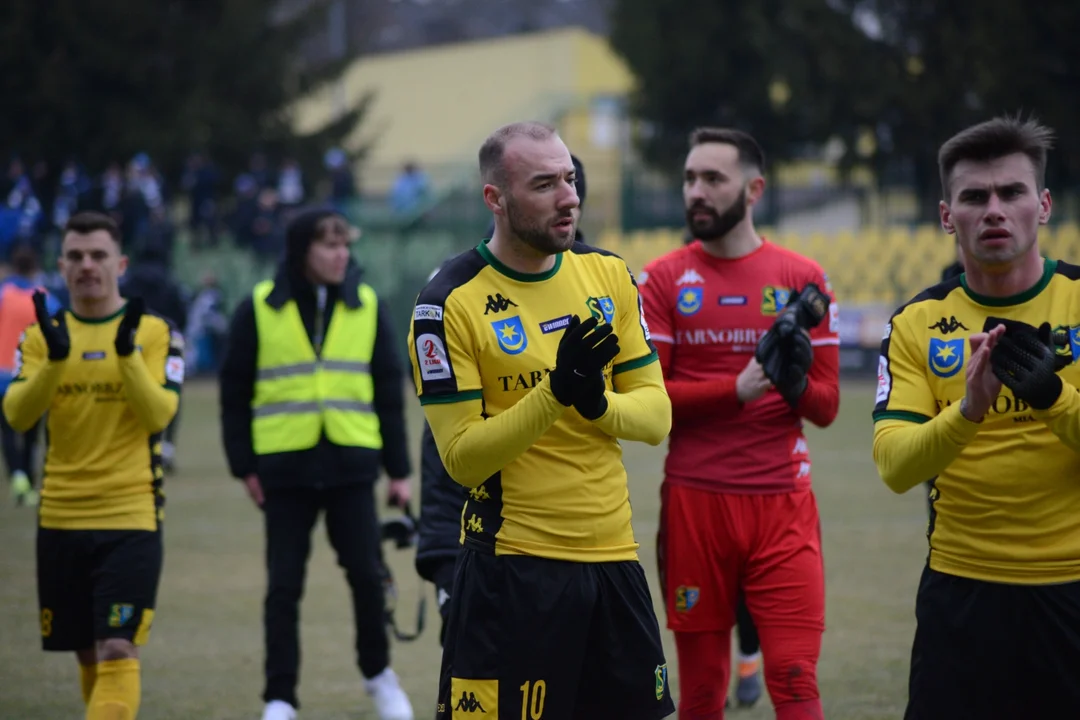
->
[408,240,663,562]
[3,304,182,531]
[873,257,1080,583]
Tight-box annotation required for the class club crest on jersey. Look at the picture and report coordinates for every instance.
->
[108,604,134,628]
[676,287,703,316]
[491,316,528,355]
[675,585,699,612]
[1052,324,1080,364]
[586,296,615,324]
[761,286,792,316]
[928,337,964,378]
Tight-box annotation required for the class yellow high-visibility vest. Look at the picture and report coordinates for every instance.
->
[250,280,382,454]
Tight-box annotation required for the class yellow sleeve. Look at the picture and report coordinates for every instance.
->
[422,378,566,488]
[609,260,658,375]
[592,357,671,445]
[409,293,483,404]
[2,326,65,432]
[118,320,181,434]
[871,310,980,492]
[410,290,567,486]
[1032,380,1080,454]
[871,312,940,423]
[872,404,981,493]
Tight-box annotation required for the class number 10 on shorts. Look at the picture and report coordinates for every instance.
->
[519,679,546,719]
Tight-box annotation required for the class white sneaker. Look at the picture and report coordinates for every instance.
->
[364,668,414,720]
[261,700,297,720]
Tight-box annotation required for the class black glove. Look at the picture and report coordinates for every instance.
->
[548,315,621,407]
[114,297,145,357]
[573,368,609,420]
[756,324,814,406]
[32,291,69,361]
[985,317,1062,410]
[755,283,828,407]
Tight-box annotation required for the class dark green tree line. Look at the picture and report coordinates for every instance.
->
[0,0,372,184]
[610,0,1080,219]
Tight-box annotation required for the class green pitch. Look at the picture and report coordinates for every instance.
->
[0,380,928,719]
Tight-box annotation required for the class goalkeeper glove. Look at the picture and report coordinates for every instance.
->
[985,316,1062,410]
[755,283,829,407]
[32,291,69,361]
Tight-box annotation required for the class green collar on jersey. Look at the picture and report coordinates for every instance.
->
[960,257,1057,307]
[476,239,562,283]
[69,301,128,324]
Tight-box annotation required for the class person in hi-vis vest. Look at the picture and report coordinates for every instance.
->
[219,208,415,720]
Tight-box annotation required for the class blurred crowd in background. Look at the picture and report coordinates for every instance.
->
[0,149,433,378]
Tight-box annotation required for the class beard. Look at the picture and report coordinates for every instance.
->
[686,186,747,241]
[506,196,576,255]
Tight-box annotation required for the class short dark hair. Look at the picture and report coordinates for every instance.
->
[689,127,765,174]
[479,121,558,187]
[938,116,1055,200]
[64,211,121,244]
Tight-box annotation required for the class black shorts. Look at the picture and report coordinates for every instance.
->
[905,565,1080,720]
[37,527,163,652]
[437,549,675,720]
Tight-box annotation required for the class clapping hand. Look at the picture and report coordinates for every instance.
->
[114,298,145,357]
[32,291,69,361]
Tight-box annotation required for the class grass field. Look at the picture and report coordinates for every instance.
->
[0,379,931,720]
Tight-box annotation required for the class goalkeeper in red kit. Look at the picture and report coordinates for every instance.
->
[639,128,840,719]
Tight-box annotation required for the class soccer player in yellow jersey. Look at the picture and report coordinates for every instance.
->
[3,211,182,720]
[409,121,676,719]
[873,117,1080,719]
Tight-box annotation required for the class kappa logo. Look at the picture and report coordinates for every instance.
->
[928,316,969,334]
[454,691,486,713]
[484,294,517,315]
[675,268,705,285]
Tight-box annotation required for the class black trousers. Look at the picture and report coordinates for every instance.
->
[262,483,389,709]
[905,565,1080,719]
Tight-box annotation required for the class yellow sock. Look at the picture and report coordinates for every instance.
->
[80,663,98,705]
[86,658,141,720]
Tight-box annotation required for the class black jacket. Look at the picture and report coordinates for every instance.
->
[219,261,411,488]
[121,260,188,332]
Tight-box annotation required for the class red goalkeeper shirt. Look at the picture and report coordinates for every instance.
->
[639,239,840,493]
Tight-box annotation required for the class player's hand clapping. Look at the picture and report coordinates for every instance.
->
[986,317,1063,410]
[960,322,1006,422]
[114,297,144,357]
[549,315,621,412]
[32,290,70,361]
